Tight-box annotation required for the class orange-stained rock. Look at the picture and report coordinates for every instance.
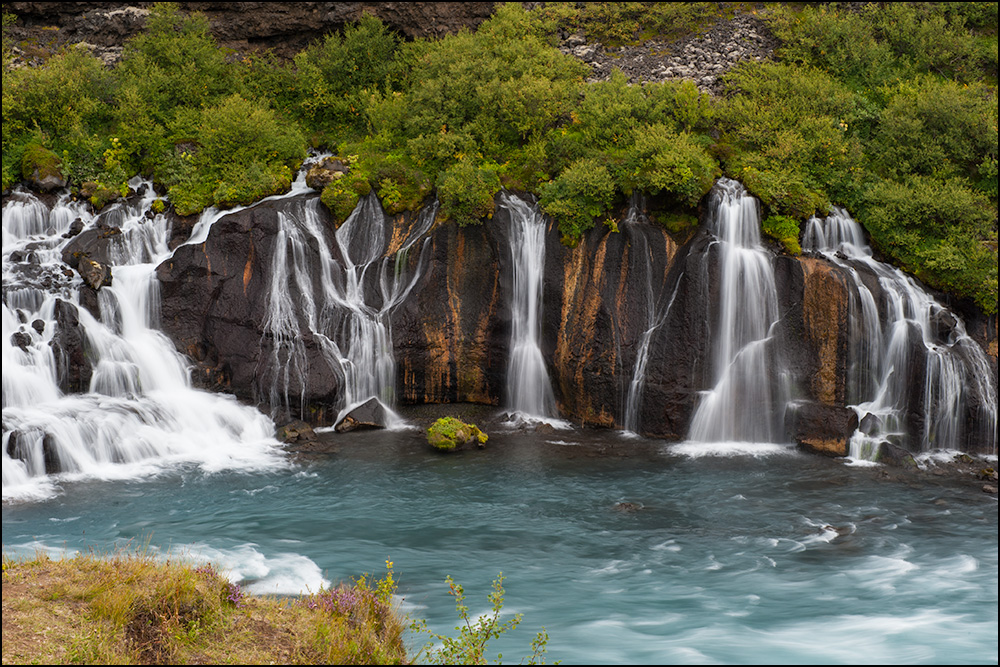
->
[799,258,850,405]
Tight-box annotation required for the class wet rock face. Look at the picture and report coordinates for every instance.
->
[787,402,859,457]
[6,2,498,62]
[393,215,508,407]
[156,195,345,421]
[155,189,994,454]
[50,298,93,394]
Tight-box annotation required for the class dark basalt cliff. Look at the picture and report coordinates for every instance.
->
[5,2,498,60]
[152,189,999,454]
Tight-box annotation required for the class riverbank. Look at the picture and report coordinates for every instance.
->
[1,551,408,665]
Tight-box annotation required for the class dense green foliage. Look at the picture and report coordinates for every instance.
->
[2,2,996,311]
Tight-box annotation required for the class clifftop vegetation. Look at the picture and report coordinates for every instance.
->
[2,2,997,312]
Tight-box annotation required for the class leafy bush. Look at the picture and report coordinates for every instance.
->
[762,214,802,255]
[168,95,305,213]
[291,13,410,140]
[861,175,997,312]
[436,160,501,227]
[869,76,998,182]
[539,157,616,243]
[627,124,718,207]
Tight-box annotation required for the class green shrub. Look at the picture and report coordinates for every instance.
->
[436,160,501,227]
[539,157,616,243]
[291,13,409,140]
[369,154,433,215]
[628,124,718,207]
[869,76,997,182]
[413,572,550,665]
[861,175,997,312]
[321,171,371,226]
[115,3,232,125]
[165,95,305,213]
[762,214,802,255]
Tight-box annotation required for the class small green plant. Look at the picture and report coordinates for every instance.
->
[413,572,553,665]
[762,214,803,255]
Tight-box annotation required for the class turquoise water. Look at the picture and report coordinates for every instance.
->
[3,423,997,665]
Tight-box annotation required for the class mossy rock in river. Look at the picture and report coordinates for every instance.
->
[427,417,488,452]
[21,143,67,192]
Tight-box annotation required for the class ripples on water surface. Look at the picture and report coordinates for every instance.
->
[3,421,997,665]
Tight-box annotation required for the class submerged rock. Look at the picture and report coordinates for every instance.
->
[335,398,388,433]
[877,442,918,468]
[426,416,488,452]
[276,420,317,444]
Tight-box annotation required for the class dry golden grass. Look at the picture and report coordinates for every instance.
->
[1,550,408,665]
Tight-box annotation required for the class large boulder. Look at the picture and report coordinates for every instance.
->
[305,157,349,191]
[21,144,67,193]
[787,402,859,457]
[426,416,488,451]
[335,398,388,433]
[50,298,92,393]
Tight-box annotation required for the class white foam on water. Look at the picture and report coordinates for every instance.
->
[670,441,796,458]
[167,543,330,596]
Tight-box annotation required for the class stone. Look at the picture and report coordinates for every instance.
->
[859,413,881,436]
[789,402,859,457]
[10,331,32,351]
[426,416,488,452]
[305,157,349,191]
[78,257,112,290]
[613,502,642,512]
[877,442,918,468]
[63,217,85,238]
[335,398,388,433]
[276,420,317,444]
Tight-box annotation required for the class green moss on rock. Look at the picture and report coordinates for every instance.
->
[21,144,66,191]
[426,417,488,452]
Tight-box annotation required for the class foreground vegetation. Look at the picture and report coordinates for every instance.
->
[2,551,551,665]
[2,2,996,311]
[1,551,408,664]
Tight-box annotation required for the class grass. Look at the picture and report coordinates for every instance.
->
[1,549,409,665]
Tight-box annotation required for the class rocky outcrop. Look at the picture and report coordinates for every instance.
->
[5,2,498,62]
[562,13,779,94]
[787,402,859,457]
[50,298,93,394]
[154,186,996,455]
[156,194,345,424]
[335,398,388,433]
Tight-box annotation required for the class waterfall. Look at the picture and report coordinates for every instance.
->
[803,208,998,460]
[499,192,558,422]
[688,178,786,443]
[2,179,282,502]
[620,195,682,435]
[257,193,434,425]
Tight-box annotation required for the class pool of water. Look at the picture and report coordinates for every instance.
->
[3,418,997,665]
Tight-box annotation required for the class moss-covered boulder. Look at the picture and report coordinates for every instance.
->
[427,417,488,452]
[21,144,67,192]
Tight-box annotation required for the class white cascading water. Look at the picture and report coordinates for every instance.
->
[3,178,283,503]
[258,192,434,425]
[688,178,786,443]
[499,192,558,421]
[803,208,998,460]
[620,195,682,435]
